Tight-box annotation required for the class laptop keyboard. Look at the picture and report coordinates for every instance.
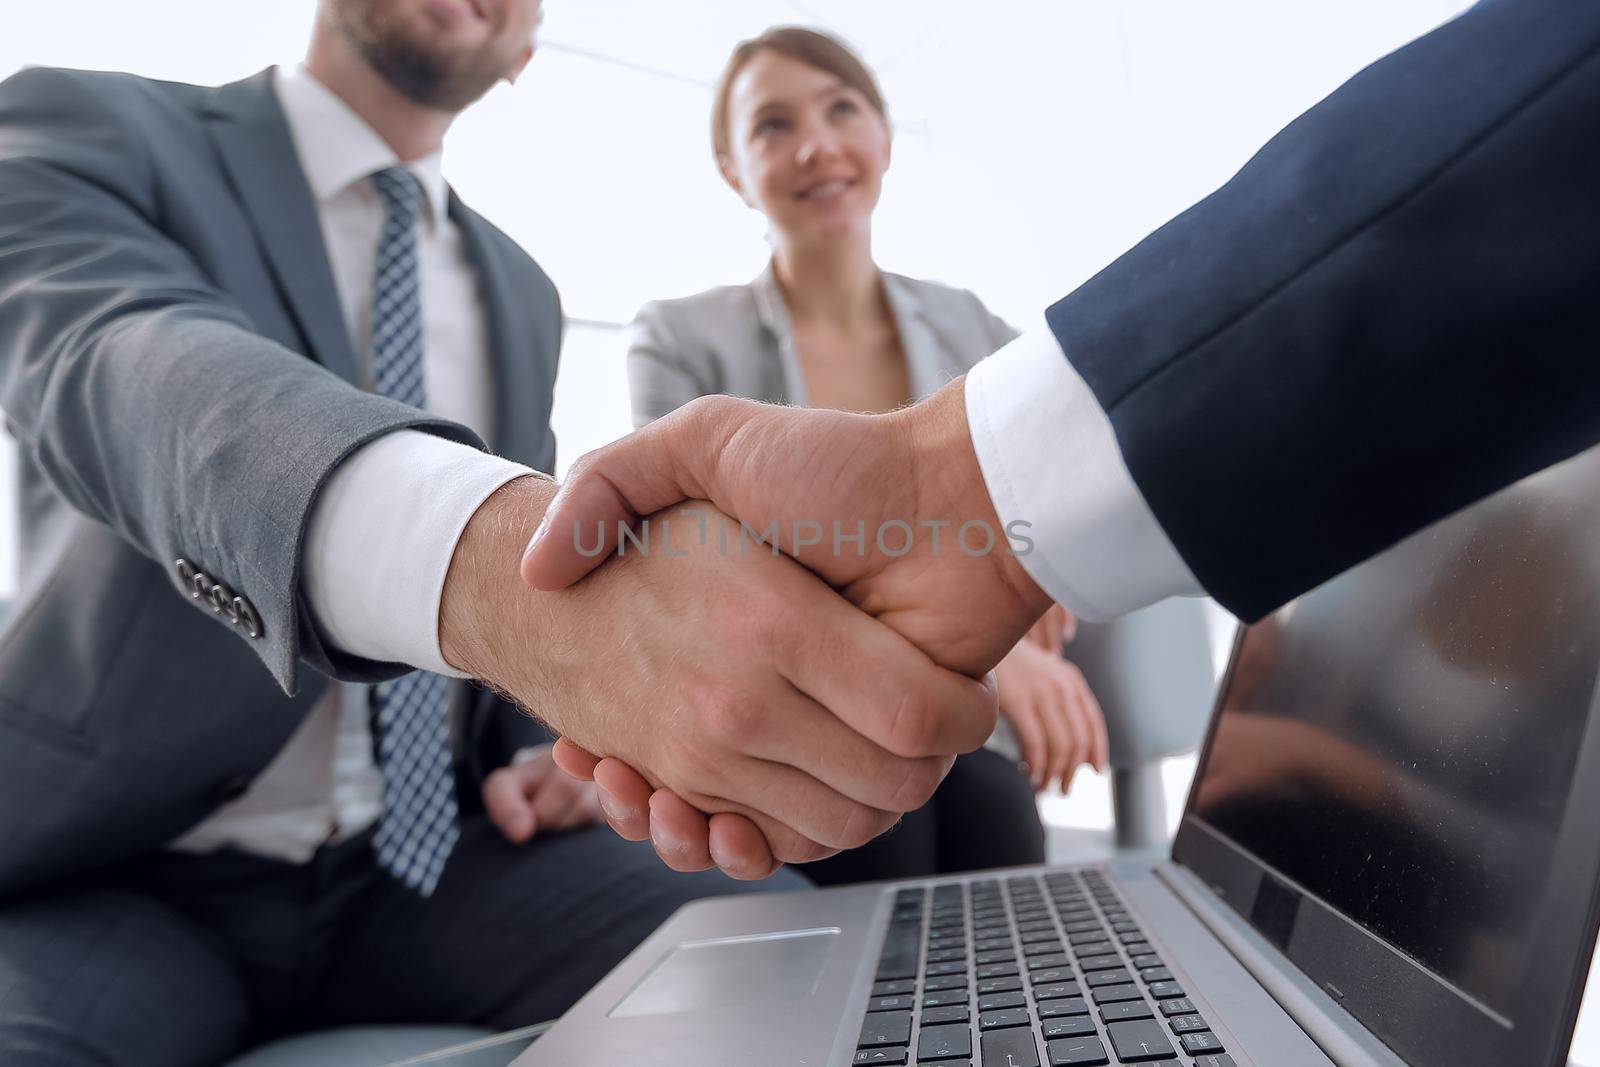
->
[854,869,1239,1066]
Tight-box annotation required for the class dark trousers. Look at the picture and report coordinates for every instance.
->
[800,748,1046,886]
[0,814,806,1066]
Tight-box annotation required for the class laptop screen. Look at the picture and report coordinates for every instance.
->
[1178,448,1600,1062]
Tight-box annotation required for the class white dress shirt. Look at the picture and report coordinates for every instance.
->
[170,65,528,860]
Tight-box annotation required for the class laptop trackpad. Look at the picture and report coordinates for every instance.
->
[607,927,840,1018]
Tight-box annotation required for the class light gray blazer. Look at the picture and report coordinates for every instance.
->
[627,263,1019,428]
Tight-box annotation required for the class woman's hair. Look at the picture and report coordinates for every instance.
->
[710,26,888,164]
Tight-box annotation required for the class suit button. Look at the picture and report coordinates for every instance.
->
[175,558,205,599]
[234,596,264,639]
[215,776,252,803]
[207,581,239,622]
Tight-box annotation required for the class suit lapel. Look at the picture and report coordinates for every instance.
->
[450,196,548,469]
[201,69,361,387]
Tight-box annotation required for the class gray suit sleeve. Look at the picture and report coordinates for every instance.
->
[0,67,481,694]
[625,300,712,428]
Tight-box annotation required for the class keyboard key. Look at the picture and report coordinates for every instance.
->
[1130,954,1162,970]
[1138,967,1172,983]
[869,995,915,1013]
[982,1028,1042,1067]
[925,974,967,991]
[921,1004,970,1027]
[1072,941,1113,958]
[979,991,1026,1011]
[1029,968,1073,985]
[1042,1016,1097,1039]
[1033,981,1081,1001]
[1037,997,1089,1018]
[876,920,921,981]
[1028,954,1072,971]
[1147,981,1185,1000]
[1193,1056,1239,1067]
[1110,920,1139,933]
[922,989,969,1008]
[854,1046,908,1064]
[1025,941,1066,957]
[979,1007,1032,1030]
[1180,1031,1226,1055]
[1045,1034,1108,1065]
[977,962,1019,979]
[1065,920,1103,934]
[1022,928,1063,943]
[917,1022,972,1061]
[1120,933,1148,946]
[1091,983,1142,1004]
[978,976,1023,995]
[976,951,1016,966]
[928,947,967,964]
[928,961,969,977]
[1085,969,1133,988]
[1077,955,1124,973]
[858,1010,911,1048]
[1169,1014,1209,1034]
[1157,999,1195,1017]
[874,980,915,997]
[1099,1000,1153,1022]
[1106,1019,1176,1062]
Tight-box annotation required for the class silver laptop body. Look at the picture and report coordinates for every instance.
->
[520,443,1600,1067]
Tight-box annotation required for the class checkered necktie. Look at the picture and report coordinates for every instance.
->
[368,166,459,896]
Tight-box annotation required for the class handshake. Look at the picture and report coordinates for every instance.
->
[440,379,1059,878]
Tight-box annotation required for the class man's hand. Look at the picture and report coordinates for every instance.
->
[482,743,605,844]
[520,381,1052,874]
[441,478,996,870]
[521,379,1052,678]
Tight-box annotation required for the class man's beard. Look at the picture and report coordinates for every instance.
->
[329,0,512,111]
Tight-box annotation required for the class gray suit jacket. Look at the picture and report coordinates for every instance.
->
[0,66,560,898]
[627,263,1018,428]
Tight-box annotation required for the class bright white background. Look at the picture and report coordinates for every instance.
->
[14,3,1600,1061]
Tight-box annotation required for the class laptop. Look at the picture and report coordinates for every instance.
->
[518,442,1600,1067]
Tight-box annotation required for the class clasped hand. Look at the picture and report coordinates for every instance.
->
[516,380,1057,877]
[439,416,1005,876]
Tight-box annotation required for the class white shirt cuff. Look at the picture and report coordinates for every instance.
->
[965,324,1202,621]
[303,430,535,676]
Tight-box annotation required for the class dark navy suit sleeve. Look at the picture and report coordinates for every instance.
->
[1046,0,1600,620]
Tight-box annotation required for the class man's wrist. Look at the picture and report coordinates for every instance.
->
[439,473,558,688]
[901,379,1052,626]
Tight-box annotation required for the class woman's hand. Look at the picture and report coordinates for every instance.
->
[994,640,1109,793]
[482,743,606,845]
[1025,604,1077,653]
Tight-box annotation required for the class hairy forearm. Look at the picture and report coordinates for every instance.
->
[439,473,560,700]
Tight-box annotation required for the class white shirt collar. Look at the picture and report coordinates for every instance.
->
[271,64,449,228]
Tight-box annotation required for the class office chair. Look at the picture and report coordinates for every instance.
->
[1062,597,1222,851]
